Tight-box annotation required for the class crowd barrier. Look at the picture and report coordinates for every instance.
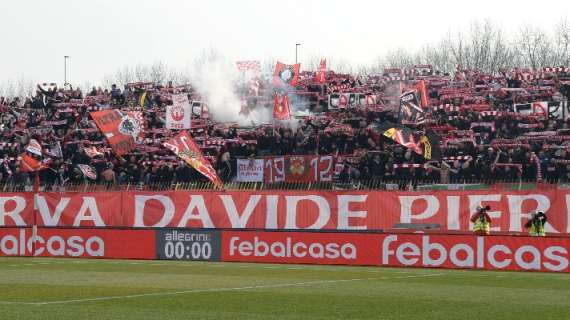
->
[0,227,568,273]
[1,189,570,233]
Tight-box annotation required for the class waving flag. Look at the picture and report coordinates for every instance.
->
[77,164,97,180]
[273,62,300,86]
[372,123,441,161]
[413,80,429,108]
[19,153,49,172]
[399,90,425,125]
[163,131,223,189]
[46,142,63,158]
[25,139,43,157]
[315,59,326,84]
[84,146,104,158]
[236,60,262,73]
[90,110,145,156]
[273,93,291,120]
[139,91,148,109]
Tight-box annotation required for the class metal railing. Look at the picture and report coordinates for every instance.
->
[0,178,564,193]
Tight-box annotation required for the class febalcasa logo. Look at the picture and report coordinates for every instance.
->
[0,229,105,257]
[380,235,569,272]
[229,236,357,260]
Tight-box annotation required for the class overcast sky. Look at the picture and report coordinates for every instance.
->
[0,0,568,86]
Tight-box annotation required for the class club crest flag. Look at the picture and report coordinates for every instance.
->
[163,131,223,189]
[90,109,145,156]
[166,94,192,129]
[273,62,300,86]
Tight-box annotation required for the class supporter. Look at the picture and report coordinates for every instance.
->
[1,65,570,189]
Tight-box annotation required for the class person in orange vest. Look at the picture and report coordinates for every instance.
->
[470,205,492,235]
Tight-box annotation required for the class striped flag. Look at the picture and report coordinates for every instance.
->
[236,61,262,73]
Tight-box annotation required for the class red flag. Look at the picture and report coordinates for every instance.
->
[402,80,429,108]
[273,93,291,120]
[414,80,429,108]
[90,110,144,156]
[163,131,224,189]
[315,59,326,84]
[19,154,48,173]
[273,62,300,86]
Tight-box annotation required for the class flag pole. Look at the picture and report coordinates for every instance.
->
[32,172,39,257]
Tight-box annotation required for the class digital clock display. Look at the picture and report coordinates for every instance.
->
[156,230,221,261]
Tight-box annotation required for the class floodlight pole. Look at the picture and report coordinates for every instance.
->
[64,56,70,86]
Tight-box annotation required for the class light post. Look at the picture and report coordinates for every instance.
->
[64,55,70,86]
[295,43,301,64]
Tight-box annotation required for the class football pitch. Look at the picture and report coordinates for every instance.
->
[0,258,569,319]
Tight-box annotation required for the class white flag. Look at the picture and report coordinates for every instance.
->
[166,94,192,130]
[236,159,264,182]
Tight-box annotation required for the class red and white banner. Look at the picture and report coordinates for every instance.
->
[166,94,192,130]
[0,228,155,259]
[236,159,264,182]
[3,189,570,234]
[236,60,261,73]
[222,231,570,272]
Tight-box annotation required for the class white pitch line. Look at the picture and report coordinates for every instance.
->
[2,278,373,306]
[0,273,446,306]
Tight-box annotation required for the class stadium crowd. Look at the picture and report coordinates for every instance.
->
[1,64,570,188]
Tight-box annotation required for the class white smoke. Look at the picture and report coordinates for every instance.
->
[188,50,272,126]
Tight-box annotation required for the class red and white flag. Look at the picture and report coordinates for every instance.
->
[166,94,192,130]
[84,146,104,158]
[77,164,97,180]
[315,59,326,84]
[163,131,223,189]
[273,93,291,120]
[25,139,43,157]
[236,61,262,73]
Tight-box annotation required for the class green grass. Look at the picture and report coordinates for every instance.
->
[1,258,570,319]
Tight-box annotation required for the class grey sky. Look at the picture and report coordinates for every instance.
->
[1,0,568,86]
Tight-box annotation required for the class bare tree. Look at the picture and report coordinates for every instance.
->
[553,17,570,66]
[517,24,553,69]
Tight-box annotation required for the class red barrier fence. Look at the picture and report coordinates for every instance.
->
[1,189,570,233]
[1,227,569,273]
